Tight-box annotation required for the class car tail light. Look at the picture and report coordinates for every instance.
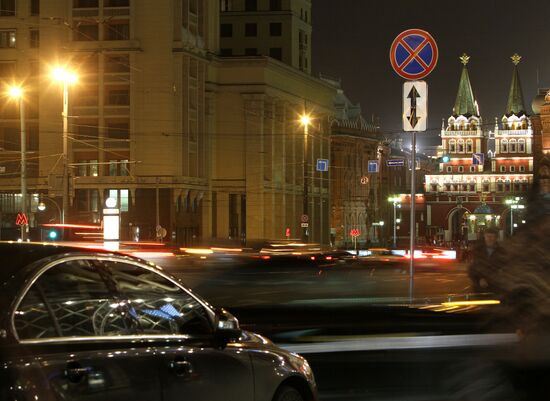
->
[260,255,271,260]
[310,256,316,261]
[325,256,333,261]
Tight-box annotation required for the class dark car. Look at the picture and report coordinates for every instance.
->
[0,243,316,401]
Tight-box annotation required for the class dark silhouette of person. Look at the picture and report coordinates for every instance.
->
[468,227,507,295]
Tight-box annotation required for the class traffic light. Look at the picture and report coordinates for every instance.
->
[46,229,59,241]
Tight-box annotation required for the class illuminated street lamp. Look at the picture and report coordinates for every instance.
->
[299,112,312,242]
[37,197,62,223]
[8,85,27,241]
[388,196,401,248]
[52,66,78,224]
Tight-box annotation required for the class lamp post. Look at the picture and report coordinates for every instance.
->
[52,67,78,224]
[38,197,62,223]
[388,196,401,248]
[300,113,311,243]
[8,86,27,241]
[505,197,524,236]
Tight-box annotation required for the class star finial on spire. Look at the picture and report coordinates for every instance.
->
[460,53,470,66]
[511,53,522,66]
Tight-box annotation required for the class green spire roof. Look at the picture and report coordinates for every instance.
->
[505,54,527,116]
[452,54,478,117]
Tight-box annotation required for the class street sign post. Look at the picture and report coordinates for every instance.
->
[316,159,329,172]
[367,160,379,173]
[387,159,405,167]
[390,28,438,303]
[403,81,427,132]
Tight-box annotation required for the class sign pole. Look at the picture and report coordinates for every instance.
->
[409,131,416,303]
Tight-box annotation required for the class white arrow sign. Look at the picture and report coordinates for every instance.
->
[403,81,428,132]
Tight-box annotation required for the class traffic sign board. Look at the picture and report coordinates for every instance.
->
[387,159,405,167]
[300,214,309,223]
[403,81,427,132]
[368,160,379,173]
[316,159,329,172]
[301,223,309,228]
[390,29,438,81]
[472,153,484,165]
[350,228,360,237]
[15,213,28,226]
[360,176,369,185]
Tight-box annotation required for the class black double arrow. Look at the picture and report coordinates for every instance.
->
[407,86,421,129]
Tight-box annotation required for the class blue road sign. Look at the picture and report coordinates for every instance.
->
[368,160,379,173]
[316,159,329,172]
[387,159,405,167]
[390,29,438,81]
[472,153,484,165]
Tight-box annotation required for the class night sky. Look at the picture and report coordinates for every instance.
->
[312,0,550,147]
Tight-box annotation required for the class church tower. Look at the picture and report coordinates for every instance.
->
[439,54,485,178]
[492,54,533,194]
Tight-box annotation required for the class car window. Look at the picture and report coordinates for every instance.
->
[93,260,213,336]
[14,259,129,339]
[14,258,212,341]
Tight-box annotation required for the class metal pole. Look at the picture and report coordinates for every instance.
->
[510,207,514,236]
[62,81,69,224]
[19,98,27,241]
[409,132,416,303]
[393,202,397,248]
[302,123,309,243]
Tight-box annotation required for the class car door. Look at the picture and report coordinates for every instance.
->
[99,259,255,401]
[10,257,161,401]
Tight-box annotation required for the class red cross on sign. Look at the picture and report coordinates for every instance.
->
[350,229,360,237]
[16,213,28,226]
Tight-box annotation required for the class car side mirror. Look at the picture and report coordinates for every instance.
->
[214,308,242,344]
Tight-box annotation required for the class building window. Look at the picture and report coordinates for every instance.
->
[501,139,508,153]
[458,166,464,173]
[220,48,233,56]
[106,87,129,105]
[270,22,282,36]
[220,0,231,11]
[446,166,452,173]
[449,140,456,153]
[244,48,257,56]
[469,183,476,192]
[466,139,473,153]
[513,181,521,192]
[245,0,256,11]
[521,180,529,192]
[518,139,526,153]
[29,29,39,48]
[500,165,506,173]
[220,23,233,37]
[270,0,281,10]
[73,0,99,7]
[430,183,438,192]
[74,23,99,41]
[483,181,490,192]
[106,121,129,139]
[305,10,308,22]
[497,181,504,192]
[470,166,476,172]
[510,165,515,173]
[519,165,525,172]
[505,180,511,192]
[445,183,451,192]
[0,30,16,48]
[0,0,15,16]
[30,0,39,15]
[457,140,464,153]
[105,54,130,73]
[104,0,129,6]
[105,21,129,40]
[245,23,257,37]
[269,47,282,61]
[509,139,517,153]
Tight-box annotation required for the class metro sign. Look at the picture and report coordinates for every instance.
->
[16,213,28,226]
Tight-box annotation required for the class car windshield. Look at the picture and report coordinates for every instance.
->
[1,1,549,400]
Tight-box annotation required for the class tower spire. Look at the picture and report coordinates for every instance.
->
[453,53,478,117]
[505,53,526,116]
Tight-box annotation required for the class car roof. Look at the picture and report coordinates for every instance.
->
[0,242,116,283]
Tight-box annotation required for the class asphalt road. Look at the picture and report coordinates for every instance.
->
[143,255,472,308]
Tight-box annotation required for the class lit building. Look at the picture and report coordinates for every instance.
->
[219,0,312,74]
[425,54,533,242]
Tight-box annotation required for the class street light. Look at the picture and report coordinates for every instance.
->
[52,66,78,224]
[388,196,401,248]
[37,197,62,223]
[299,112,312,242]
[8,85,27,241]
